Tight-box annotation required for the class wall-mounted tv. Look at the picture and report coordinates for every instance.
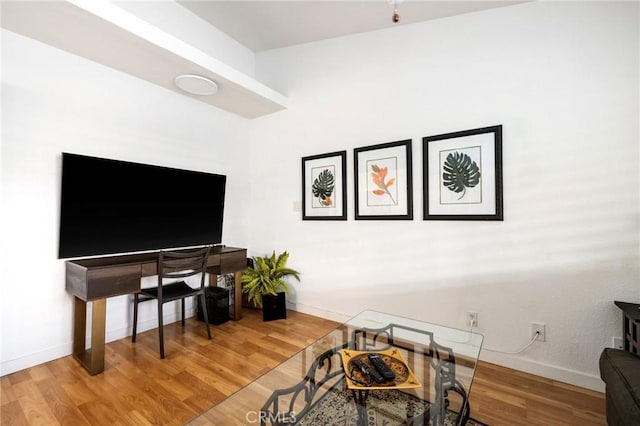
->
[58,153,226,259]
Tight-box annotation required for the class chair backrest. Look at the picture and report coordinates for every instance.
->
[158,246,211,288]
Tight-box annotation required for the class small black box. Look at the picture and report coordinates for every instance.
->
[197,286,229,325]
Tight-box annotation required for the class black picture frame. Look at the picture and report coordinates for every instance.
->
[422,125,503,221]
[354,140,413,220]
[302,150,347,220]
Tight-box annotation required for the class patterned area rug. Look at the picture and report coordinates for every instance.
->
[297,388,487,426]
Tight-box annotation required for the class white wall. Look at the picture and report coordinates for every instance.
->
[0,29,250,375]
[251,1,639,391]
[1,0,638,394]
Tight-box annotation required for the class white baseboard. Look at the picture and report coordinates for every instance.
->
[480,351,605,392]
[0,344,72,377]
[286,301,351,323]
[288,302,605,393]
[2,304,607,393]
[0,309,193,377]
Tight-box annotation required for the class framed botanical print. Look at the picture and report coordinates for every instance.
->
[423,125,503,221]
[354,140,413,220]
[302,150,347,220]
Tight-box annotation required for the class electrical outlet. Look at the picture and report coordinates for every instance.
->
[530,322,546,341]
[466,311,478,327]
[612,337,623,350]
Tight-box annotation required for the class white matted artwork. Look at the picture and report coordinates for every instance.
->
[302,151,347,220]
[354,140,413,220]
[423,126,503,220]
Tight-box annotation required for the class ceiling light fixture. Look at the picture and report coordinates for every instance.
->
[174,74,218,96]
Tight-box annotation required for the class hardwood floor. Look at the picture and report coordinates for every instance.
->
[471,360,605,425]
[1,309,606,425]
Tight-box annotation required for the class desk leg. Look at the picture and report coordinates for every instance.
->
[209,272,243,321]
[72,297,106,375]
[72,297,86,357]
[233,271,243,320]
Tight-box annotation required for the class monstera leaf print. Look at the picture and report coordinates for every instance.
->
[442,152,481,200]
[312,169,335,206]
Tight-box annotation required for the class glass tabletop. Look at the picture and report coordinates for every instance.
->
[189,310,483,426]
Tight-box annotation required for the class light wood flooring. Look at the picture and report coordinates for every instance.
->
[1,309,606,425]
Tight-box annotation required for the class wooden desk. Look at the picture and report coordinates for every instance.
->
[66,246,247,375]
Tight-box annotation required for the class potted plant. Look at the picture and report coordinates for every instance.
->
[241,251,301,321]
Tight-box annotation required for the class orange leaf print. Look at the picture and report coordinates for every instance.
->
[369,163,396,204]
[371,172,383,186]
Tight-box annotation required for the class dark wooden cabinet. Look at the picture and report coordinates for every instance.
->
[615,301,640,355]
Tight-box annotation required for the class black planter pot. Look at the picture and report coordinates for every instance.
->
[262,292,287,321]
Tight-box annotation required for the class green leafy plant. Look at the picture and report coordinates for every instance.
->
[442,152,481,199]
[312,169,335,206]
[241,251,301,308]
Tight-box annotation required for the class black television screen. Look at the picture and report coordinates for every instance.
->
[58,153,226,258]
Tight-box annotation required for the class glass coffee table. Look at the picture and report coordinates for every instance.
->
[189,310,483,426]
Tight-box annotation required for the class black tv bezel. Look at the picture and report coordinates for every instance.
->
[58,153,226,259]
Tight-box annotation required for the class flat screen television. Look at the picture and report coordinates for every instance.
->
[58,153,226,259]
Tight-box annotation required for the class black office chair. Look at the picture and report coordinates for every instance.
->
[132,246,212,359]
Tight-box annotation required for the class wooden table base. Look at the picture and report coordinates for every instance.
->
[72,297,106,375]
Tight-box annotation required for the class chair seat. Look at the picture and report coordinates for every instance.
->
[140,281,202,303]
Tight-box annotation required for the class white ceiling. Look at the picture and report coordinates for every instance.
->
[178,1,527,52]
[0,1,527,118]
